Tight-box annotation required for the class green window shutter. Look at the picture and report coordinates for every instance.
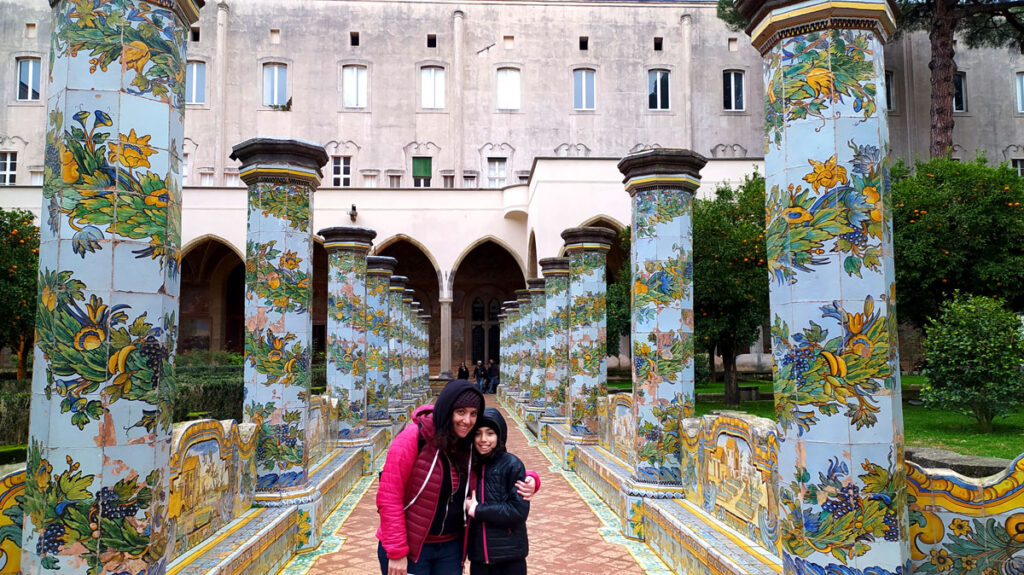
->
[413,157,432,178]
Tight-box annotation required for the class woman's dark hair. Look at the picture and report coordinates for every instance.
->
[432,379,484,460]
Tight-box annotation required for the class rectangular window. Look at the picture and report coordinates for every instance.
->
[263,63,287,106]
[573,69,595,110]
[648,69,670,110]
[199,170,214,187]
[1017,72,1024,113]
[443,174,454,188]
[496,68,521,110]
[654,37,663,51]
[350,32,359,46]
[17,58,40,101]
[388,174,402,187]
[190,27,200,42]
[363,173,377,187]
[421,67,445,109]
[723,70,744,111]
[413,157,432,187]
[30,169,43,185]
[427,34,437,48]
[186,61,205,104]
[0,152,16,185]
[463,174,477,188]
[1013,159,1024,177]
[953,72,967,112]
[225,171,241,187]
[332,156,351,187]
[885,70,895,112]
[343,65,367,108]
[487,157,506,188]
[579,36,588,51]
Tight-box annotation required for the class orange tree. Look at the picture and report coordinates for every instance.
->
[892,157,1024,328]
[694,173,769,407]
[0,208,39,379]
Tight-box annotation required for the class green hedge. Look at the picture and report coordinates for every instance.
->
[0,391,30,446]
[0,445,27,465]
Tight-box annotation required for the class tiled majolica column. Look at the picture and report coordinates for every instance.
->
[365,256,396,426]
[500,301,518,399]
[514,289,532,397]
[418,311,430,391]
[617,149,707,542]
[387,275,408,421]
[319,226,376,444]
[526,278,547,405]
[618,150,706,489]
[562,227,616,440]
[403,289,417,401]
[234,138,327,496]
[540,257,571,419]
[23,0,201,571]
[735,1,908,573]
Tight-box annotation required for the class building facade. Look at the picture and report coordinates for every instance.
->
[2,0,1024,374]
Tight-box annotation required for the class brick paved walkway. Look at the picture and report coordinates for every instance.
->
[301,397,652,575]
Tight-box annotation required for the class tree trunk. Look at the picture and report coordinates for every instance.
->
[722,343,740,407]
[16,335,28,381]
[929,1,957,158]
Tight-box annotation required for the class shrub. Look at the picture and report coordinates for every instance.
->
[173,366,244,422]
[175,349,244,367]
[923,293,1024,432]
[0,391,30,446]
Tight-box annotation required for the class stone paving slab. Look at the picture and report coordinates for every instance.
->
[294,396,662,574]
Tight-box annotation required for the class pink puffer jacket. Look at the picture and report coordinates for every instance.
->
[376,405,452,562]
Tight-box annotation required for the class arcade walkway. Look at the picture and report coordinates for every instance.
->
[282,397,671,575]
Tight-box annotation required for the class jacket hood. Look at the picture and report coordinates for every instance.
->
[476,407,508,445]
[411,404,436,443]
[432,378,484,437]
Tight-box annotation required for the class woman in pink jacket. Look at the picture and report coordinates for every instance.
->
[376,379,536,575]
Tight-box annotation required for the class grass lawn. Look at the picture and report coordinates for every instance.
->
[693,400,1024,461]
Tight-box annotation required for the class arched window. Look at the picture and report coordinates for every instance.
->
[472,298,485,322]
[496,67,521,110]
[488,298,501,322]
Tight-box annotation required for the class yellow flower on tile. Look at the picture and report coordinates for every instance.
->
[782,206,813,225]
[805,67,835,99]
[279,250,301,270]
[929,548,954,572]
[144,187,170,208]
[949,517,971,537]
[108,129,156,170]
[122,40,151,74]
[60,143,80,183]
[803,155,848,192]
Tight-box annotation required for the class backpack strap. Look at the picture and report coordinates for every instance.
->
[404,448,439,511]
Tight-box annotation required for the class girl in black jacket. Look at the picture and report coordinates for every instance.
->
[464,407,530,575]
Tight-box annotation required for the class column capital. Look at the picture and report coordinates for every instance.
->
[515,289,531,305]
[617,148,707,196]
[231,137,329,187]
[439,297,454,305]
[389,275,409,292]
[539,257,570,277]
[318,226,377,253]
[527,278,545,294]
[402,288,416,303]
[561,226,616,253]
[367,255,398,276]
[736,0,897,54]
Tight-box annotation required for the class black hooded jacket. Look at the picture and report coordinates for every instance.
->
[467,407,530,564]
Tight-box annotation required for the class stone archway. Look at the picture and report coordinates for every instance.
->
[375,237,441,374]
[450,239,525,370]
[179,236,244,353]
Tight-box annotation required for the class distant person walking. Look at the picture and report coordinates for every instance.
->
[457,361,470,380]
[473,361,487,392]
[486,360,499,393]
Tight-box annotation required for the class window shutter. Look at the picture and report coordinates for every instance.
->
[413,157,431,178]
